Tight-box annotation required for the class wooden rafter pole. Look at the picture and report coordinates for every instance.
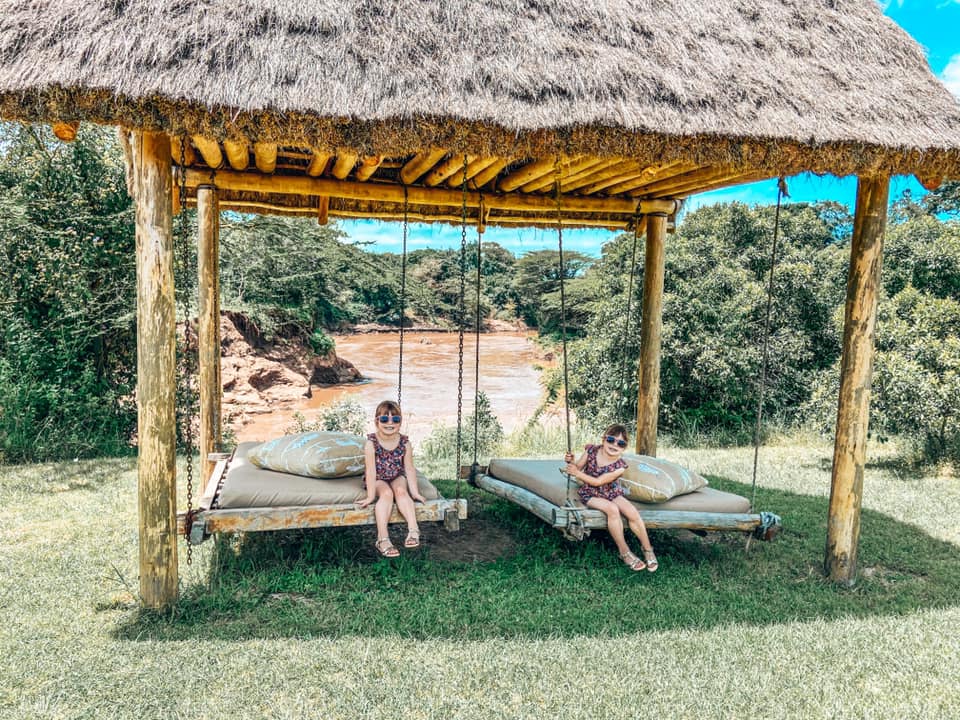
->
[636,213,667,457]
[825,175,889,585]
[131,130,178,609]
[196,185,222,483]
[183,168,679,217]
[222,139,249,171]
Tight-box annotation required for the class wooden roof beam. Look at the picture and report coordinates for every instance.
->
[254,142,277,174]
[222,139,249,171]
[399,148,448,184]
[631,165,745,197]
[521,157,610,193]
[170,136,197,167]
[498,156,582,192]
[331,150,359,179]
[664,171,773,198]
[354,155,383,182]
[601,161,700,196]
[445,157,503,188]
[424,154,477,186]
[468,159,509,190]
[184,168,679,216]
[307,150,332,177]
[191,135,223,169]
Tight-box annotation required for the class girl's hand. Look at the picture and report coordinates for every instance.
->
[564,463,580,478]
[411,491,426,503]
[564,452,574,463]
[356,495,376,508]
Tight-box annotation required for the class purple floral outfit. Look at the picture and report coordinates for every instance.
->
[367,433,409,486]
[576,444,628,504]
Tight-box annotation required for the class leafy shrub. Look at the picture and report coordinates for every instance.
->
[284,399,367,436]
[419,391,504,463]
[309,329,335,356]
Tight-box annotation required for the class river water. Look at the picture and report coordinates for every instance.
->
[237,331,546,445]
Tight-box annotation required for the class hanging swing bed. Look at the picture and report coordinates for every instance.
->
[177,191,468,546]
[468,172,783,544]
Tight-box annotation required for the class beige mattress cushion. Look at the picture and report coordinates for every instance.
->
[619,452,708,503]
[486,458,749,514]
[247,431,366,478]
[216,442,440,509]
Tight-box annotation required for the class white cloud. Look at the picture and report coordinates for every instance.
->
[941,54,960,99]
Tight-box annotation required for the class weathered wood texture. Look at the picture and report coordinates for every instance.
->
[636,214,667,456]
[184,169,679,216]
[177,497,468,535]
[222,139,249,170]
[475,475,763,533]
[132,130,178,609]
[825,175,889,585]
[196,186,222,482]
[474,475,563,526]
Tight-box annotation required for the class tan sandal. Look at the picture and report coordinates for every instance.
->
[375,537,399,558]
[620,551,646,572]
[642,548,659,573]
[404,531,420,549]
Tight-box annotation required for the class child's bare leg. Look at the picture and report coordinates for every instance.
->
[587,497,631,557]
[614,496,653,551]
[373,481,394,541]
[390,477,420,545]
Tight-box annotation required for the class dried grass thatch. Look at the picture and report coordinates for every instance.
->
[1,0,959,180]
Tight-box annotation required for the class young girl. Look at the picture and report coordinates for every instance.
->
[564,424,659,572]
[357,400,426,557]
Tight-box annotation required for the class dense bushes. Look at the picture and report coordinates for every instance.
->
[0,124,137,461]
[564,200,960,463]
[2,120,957,464]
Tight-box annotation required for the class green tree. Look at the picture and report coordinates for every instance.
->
[0,123,137,461]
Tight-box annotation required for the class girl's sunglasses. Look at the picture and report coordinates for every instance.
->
[378,415,402,424]
[605,435,628,448]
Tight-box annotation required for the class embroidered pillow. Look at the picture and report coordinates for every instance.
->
[247,431,366,479]
[619,454,707,503]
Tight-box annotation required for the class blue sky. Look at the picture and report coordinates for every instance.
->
[346,1,960,256]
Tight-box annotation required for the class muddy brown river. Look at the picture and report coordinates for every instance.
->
[237,331,546,445]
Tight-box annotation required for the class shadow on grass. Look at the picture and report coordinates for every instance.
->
[113,476,960,641]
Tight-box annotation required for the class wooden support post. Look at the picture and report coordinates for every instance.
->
[197,185,222,483]
[825,175,888,585]
[132,131,178,609]
[636,213,667,456]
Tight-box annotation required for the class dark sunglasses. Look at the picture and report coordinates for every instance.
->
[605,435,628,448]
[378,415,402,424]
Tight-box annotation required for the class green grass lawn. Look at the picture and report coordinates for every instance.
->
[2,440,959,719]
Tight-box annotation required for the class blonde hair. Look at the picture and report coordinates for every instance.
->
[375,400,401,417]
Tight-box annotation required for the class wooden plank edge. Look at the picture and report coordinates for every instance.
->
[176,497,466,535]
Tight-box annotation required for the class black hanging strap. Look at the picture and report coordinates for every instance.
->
[397,187,408,406]
[618,217,642,422]
[750,177,788,511]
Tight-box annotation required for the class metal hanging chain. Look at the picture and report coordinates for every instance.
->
[472,199,483,469]
[176,139,197,564]
[554,163,575,505]
[554,164,572,458]
[398,187,408,407]
[617,217,642,422]
[750,177,788,511]
[454,155,469,500]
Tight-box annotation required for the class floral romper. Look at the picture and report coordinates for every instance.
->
[367,433,408,486]
[576,444,628,504]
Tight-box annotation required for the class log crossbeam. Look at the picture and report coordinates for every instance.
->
[183,168,679,217]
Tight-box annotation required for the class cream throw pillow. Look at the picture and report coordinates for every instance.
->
[248,431,366,479]
[619,453,707,503]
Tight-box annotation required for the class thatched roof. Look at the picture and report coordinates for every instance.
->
[2,1,959,227]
